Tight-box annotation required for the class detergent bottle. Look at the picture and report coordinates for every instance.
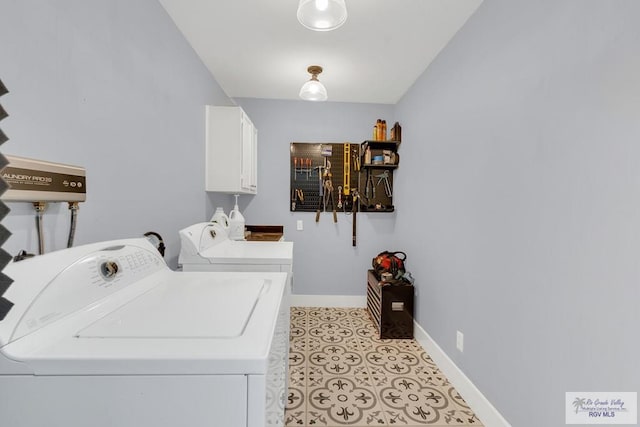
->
[228,195,246,240]
[210,207,230,229]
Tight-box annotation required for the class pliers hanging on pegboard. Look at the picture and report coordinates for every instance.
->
[364,170,375,201]
[323,179,337,222]
[291,188,304,211]
[315,160,337,223]
[375,170,392,197]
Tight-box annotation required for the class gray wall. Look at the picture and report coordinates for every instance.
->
[235,98,395,295]
[394,1,640,425]
[0,0,233,266]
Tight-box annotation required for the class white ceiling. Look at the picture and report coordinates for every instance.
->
[158,0,483,104]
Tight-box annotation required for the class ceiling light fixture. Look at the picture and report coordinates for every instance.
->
[297,0,347,32]
[299,65,328,101]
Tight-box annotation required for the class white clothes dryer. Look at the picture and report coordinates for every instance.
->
[0,238,289,427]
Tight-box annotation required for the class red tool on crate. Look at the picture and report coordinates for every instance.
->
[372,251,407,281]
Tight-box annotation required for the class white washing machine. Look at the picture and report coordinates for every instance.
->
[0,238,289,427]
[179,222,293,289]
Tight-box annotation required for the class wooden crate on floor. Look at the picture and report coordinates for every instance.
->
[366,269,414,339]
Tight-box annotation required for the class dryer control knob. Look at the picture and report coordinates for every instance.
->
[100,261,119,279]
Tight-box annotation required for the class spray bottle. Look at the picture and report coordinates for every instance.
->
[228,194,246,240]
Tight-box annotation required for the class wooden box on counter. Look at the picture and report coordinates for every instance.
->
[366,269,414,339]
[244,225,284,241]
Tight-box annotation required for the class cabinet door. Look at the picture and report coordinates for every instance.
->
[250,126,258,192]
[240,112,257,194]
[240,113,253,193]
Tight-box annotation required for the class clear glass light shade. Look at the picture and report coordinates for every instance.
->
[297,0,347,31]
[299,78,328,101]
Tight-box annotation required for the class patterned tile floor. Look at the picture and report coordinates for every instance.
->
[286,307,484,427]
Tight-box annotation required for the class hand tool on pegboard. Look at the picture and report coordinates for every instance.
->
[343,143,350,198]
[365,170,375,201]
[375,170,392,197]
[316,148,333,221]
[316,160,337,223]
[291,188,296,211]
[352,148,360,172]
[293,157,297,180]
[291,188,304,211]
[315,163,324,222]
[351,189,359,246]
[324,179,337,223]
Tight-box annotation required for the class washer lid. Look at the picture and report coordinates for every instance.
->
[76,276,267,339]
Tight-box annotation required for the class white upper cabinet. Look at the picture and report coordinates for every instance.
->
[205,106,258,194]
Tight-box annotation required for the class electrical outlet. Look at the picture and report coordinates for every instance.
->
[296,220,303,231]
[456,330,464,352]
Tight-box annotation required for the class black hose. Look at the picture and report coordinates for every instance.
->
[144,231,165,257]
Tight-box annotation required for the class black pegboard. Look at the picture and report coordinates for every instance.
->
[290,142,359,214]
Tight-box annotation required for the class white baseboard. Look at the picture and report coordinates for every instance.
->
[290,294,510,427]
[413,321,511,427]
[290,294,366,308]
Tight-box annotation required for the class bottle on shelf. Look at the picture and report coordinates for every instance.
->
[364,145,372,164]
[391,122,401,142]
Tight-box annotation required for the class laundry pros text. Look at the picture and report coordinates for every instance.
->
[2,172,53,184]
